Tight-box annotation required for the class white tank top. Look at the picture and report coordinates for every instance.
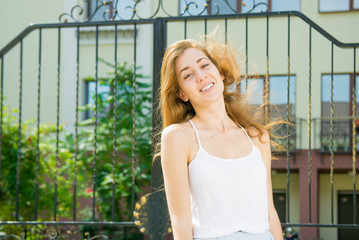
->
[188,120,269,238]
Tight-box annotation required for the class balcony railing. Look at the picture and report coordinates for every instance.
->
[315,117,357,152]
[271,118,298,153]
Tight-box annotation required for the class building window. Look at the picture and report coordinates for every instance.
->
[241,77,264,107]
[179,0,300,15]
[85,80,111,119]
[270,0,301,12]
[319,0,359,12]
[88,0,135,21]
[321,74,350,117]
[241,0,300,12]
[321,74,350,151]
[88,0,110,21]
[241,75,296,119]
[241,75,296,150]
[321,74,359,152]
[269,75,296,120]
[211,0,238,14]
[338,192,359,239]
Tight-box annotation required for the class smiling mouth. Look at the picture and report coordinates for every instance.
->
[200,83,214,92]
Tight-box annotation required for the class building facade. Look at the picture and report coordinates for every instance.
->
[0,0,358,239]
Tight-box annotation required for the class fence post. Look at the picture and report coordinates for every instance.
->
[151,17,167,240]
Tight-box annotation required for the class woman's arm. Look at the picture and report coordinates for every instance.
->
[257,130,284,240]
[161,125,193,240]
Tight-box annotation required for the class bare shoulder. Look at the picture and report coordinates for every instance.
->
[161,122,193,143]
[161,122,194,165]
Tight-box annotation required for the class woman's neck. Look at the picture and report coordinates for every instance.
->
[192,99,235,132]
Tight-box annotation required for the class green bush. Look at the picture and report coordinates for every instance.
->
[0,107,74,221]
[76,59,152,221]
[0,60,152,238]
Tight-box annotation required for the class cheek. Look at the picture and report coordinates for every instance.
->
[179,79,192,91]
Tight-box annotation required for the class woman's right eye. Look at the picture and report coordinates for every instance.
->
[184,73,191,80]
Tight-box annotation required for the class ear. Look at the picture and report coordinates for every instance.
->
[220,72,225,81]
[178,91,189,102]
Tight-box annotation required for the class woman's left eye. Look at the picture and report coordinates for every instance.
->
[202,63,209,68]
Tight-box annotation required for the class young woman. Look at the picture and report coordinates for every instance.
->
[159,38,283,240]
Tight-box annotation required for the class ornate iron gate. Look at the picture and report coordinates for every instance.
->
[0,1,359,239]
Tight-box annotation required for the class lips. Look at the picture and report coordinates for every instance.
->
[200,82,214,92]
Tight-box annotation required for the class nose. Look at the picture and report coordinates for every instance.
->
[196,69,206,82]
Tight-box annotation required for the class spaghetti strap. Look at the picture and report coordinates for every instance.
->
[188,120,202,148]
[236,123,255,148]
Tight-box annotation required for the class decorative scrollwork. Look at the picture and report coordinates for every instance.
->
[2,234,23,240]
[180,0,209,16]
[42,226,59,239]
[0,224,139,239]
[59,5,85,23]
[84,231,109,240]
[246,0,269,13]
[59,0,268,23]
[0,224,83,240]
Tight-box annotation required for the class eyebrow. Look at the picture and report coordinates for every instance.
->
[179,57,207,76]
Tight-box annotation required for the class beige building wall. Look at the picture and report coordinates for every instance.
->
[1,0,357,141]
[0,0,70,49]
[165,2,358,237]
[319,173,359,240]
[0,0,153,133]
[166,0,359,151]
[272,172,300,232]
[0,0,78,125]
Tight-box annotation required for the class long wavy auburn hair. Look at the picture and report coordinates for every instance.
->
[159,38,273,141]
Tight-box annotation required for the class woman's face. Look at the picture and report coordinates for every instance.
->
[175,47,224,107]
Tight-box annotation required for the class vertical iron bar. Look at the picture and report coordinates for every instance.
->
[15,39,24,221]
[54,27,61,221]
[73,26,80,222]
[314,118,317,149]
[152,18,167,192]
[131,22,137,221]
[184,19,187,39]
[265,15,269,124]
[93,25,99,222]
[245,16,248,90]
[0,56,3,180]
[35,28,42,221]
[286,15,291,223]
[330,42,335,224]
[151,16,167,240]
[353,47,357,225]
[300,118,303,149]
[224,18,228,44]
[308,26,313,224]
[112,24,118,222]
[204,18,207,38]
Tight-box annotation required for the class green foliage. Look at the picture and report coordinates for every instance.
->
[0,107,74,221]
[77,59,152,221]
[0,60,152,234]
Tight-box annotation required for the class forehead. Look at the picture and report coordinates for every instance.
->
[175,48,208,72]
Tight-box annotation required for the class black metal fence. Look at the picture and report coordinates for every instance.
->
[0,0,359,239]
